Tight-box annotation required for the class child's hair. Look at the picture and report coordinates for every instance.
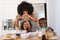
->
[17,1,34,16]
[39,18,46,24]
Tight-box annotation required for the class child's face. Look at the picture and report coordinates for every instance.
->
[23,21,30,29]
[39,20,47,27]
[23,22,28,27]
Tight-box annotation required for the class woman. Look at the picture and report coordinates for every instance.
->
[13,1,37,30]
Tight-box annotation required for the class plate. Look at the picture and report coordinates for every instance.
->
[48,36,58,40]
[2,37,14,40]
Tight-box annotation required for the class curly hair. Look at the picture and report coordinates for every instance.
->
[17,1,34,16]
[39,18,46,24]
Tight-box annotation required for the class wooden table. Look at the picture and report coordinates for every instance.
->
[0,36,42,40]
[0,36,60,40]
[15,36,42,40]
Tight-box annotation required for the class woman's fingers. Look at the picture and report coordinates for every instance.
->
[16,15,20,20]
[23,14,29,20]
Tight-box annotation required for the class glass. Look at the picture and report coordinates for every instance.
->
[41,26,46,34]
[3,19,8,30]
[16,33,20,36]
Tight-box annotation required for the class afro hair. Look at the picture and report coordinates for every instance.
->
[17,1,34,16]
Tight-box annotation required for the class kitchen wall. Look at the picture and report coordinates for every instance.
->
[0,0,24,36]
[47,0,60,36]
[55,0,60,36]
[0,0,60,36]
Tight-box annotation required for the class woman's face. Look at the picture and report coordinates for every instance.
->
[23,10,28,14]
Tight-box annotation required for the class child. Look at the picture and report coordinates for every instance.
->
[21,20,32,32]
[39,18,47,29]
[39,18,56,36]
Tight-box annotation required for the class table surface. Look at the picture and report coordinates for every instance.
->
[15,37,42,40]
[0,36,60,40]
[0,36,42,40]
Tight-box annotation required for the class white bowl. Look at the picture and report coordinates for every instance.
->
[20,30,27,34]
[20,33,30,38]
[37,32,43,37]
[30,32,38,37]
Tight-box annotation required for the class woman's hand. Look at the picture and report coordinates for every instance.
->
[26,13,38,22]
[22,11,38,22]
[22,13,29,21]
[16,15,21,20]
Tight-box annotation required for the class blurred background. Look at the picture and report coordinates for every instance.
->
[0,0,60,36]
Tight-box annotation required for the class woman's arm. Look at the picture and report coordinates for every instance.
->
[28,13,38,22]
[13,15,21,30]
